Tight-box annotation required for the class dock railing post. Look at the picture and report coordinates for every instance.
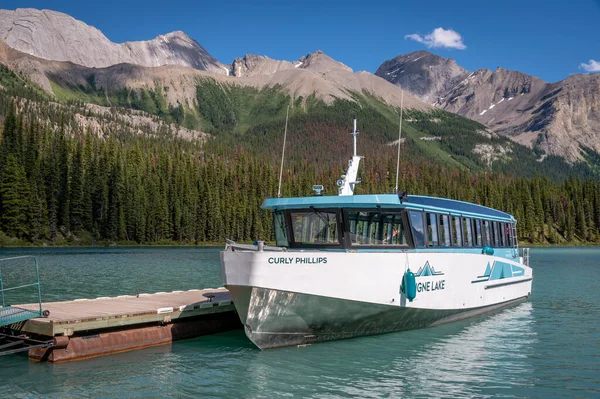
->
[34,257,42,315]
[0,263,5,308]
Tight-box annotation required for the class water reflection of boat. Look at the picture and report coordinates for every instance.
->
[221,119,533,349]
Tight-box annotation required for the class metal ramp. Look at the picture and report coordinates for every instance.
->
[0,306,43,327]
[0,256,52,356]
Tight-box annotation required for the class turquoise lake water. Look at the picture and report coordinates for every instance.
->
[0,246,598,398]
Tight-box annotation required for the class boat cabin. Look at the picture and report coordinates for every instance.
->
[263,194,518,252]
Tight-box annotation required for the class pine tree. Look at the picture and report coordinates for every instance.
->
[0,154,31,238]
[0,102,19,169]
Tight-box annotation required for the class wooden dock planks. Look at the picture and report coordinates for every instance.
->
[18,288,235,337]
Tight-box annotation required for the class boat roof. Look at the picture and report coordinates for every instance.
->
[262,194,515,222]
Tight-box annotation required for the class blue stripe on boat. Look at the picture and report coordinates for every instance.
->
[262,194,514,222]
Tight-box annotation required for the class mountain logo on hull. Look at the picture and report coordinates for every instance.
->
[472,262,492,283]
[415,261,443,277]
[472,261,525,283]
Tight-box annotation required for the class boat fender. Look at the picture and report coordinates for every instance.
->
[402,270,416,302]
[53,336,70,349]
[482,245,494,255]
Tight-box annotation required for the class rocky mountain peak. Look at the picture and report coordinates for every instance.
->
[375,50,468,102]
[298,50,353,74]
[230,50,354,78]
[0,8,228,74]
[231,54,296,77]
[162,30,189,40]
[377,50,600,161]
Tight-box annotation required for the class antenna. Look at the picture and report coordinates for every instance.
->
[352,117,358,157]
[338,118,362,196]
[277,105,290,198]
[394,90,404,194]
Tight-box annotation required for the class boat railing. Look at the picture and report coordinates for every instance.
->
[224,239,287,252]
[0,256,47,328]
[519,247,530,267]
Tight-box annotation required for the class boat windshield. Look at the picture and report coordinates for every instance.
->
[408,211,425,248]
[273,211,289,247]
[348,211,407,246]
[289,211,339,246]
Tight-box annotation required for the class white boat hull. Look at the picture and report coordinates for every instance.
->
[221,249,533,349]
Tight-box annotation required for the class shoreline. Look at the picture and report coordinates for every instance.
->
[1,241,599,249]
[0,240,231,249]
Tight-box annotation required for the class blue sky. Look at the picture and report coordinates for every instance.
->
[2,0,599,82]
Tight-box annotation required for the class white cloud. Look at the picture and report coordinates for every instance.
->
[405,27,466,50]
[580,59,600,73]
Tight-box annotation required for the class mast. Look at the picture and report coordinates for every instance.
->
[353,118,358,157]
[277,105,290,198]
[394,90,404,193]
[337,118,362,196]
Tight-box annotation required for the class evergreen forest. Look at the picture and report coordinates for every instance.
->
[1,64,599,246]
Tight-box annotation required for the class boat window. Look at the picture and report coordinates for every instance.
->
[507,223,517,247]
[505,223,512,247]
[497,222,502,247]
[382,214,407,245]
[408,211,425,248]
[483,220,492,246]
[510,223,517,247]
[273,211,289,247]
[348,211,407,246]
[474,219,483,247]
[452,216,462,247]
[290,211,339,245]
[499,223,506,247]
[439,214,451,247]
[349,211,380,245]
[493,222,501,247]
[426,213,439,247]
[463,217,474,247]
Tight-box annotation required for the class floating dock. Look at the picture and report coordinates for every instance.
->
[13,288,240,362]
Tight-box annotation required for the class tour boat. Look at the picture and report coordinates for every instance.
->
[220,120,533,349]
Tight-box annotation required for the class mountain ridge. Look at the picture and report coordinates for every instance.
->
[0,8,229,74]
[0,37,427,112]
[2,7,599,165]
[377,51,600,161]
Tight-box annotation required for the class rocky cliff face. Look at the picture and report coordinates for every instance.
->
[542,74,600,160]
[231,54,297,77]
[0,8,228,74]
[297,50,353,74]
[375,50,469,103]
[230,50,353,77]
[238,50,427,109]
[377,51,600,161]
